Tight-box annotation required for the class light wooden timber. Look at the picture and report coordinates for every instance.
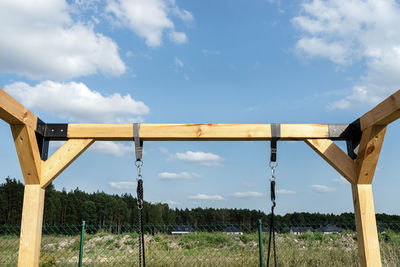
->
[360,90,400,130]
[67,124,329,141]
[0,88,38,130]
[18,185,45,267]
[352,184,381,267]
[41,139,95,188]
[356,125,387,184]
[11,125,42,184]
[305,139,356,184]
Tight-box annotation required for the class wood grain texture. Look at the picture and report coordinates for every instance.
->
[17,185,45,267]
[0,88,38,130]
[41,139,95,188]
[10,125,42,184]
[360,90,400,130]
[356,126,387,184]
[67,124,329,141]
[352,184,382,267]
[305,139,356,184]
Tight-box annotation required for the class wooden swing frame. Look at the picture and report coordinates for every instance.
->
[1,87,399,266]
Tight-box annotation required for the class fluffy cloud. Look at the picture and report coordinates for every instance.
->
[169,31,188,44]
[90,142,133,157]
[51,140,133,157]
[188,194,225,201]
[106,0,193,47]
[167,200,181,206]
[293,0,400,108]
[231,191,263,198]
[276,189,296,195]
[0,0,125,79]
[333,177,348,185]
[158,172,200,180]
[110,181,136,189]
[175,151,224,166]
[5,81,149,123]
[311,184,335,193]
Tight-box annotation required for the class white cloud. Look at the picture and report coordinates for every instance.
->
[175,57,184,67]
[90,142,133,157]
[311,184,335,193]
[0,0,125,79]
[167,200,181,206]
[126,51,135,58]
[188,194,224,201]
[276,189,296,195]
[231,191,263,198]
[106,0,192,47]
[293,0,400,108]
[170,2,194,21]
[175,151,224,166]
[51,140,133,157]
[110,181,136,189]
[158,172,200,180]
[169,31,188,44]
[295,38,347,64]
[51,138,134,158]
[5,80,149,123]
[159,147,170,155]
[333,177,348,185]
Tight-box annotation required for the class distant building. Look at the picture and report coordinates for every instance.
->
[222,226,243,235]
[252,227,270,233]
[377,226,386,233]
[316,225,344,234]
[290,227,314,235]
[171,225,194,235]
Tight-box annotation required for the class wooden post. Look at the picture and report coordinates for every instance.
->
[352,184,381,267]
[10,125,42,184]
[18,185,45,267]
[352,125,386,267]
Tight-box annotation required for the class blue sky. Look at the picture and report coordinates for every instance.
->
[1,0,400,215]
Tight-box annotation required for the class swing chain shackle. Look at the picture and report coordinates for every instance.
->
[135,159,144,210]
[269,138,278,207]
[136,160,143,179]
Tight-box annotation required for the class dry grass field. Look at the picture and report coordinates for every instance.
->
[1,230,399,266]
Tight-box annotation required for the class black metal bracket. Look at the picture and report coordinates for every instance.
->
[35,118,68,160]
[328,120,362,159]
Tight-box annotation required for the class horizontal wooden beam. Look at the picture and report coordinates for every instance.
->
[0,88,38,130]
[360,90,400,130]
[67,124,333,141]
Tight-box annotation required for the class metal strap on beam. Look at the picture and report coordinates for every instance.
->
[134,123,143,162]
[328,120,361,159]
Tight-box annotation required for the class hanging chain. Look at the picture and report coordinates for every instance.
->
[136,159,145,267]
[267,140,277,267]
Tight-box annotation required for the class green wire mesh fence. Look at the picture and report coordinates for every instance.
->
[0,222,399,266]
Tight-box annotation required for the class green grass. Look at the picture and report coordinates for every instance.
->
[0,231,399,266]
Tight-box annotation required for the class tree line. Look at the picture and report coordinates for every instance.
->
[1,177,399,228]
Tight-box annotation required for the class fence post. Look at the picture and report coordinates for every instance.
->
[78,220,86,267]
[258,219,264,267]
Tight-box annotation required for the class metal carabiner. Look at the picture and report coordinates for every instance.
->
[135,160,143,178]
